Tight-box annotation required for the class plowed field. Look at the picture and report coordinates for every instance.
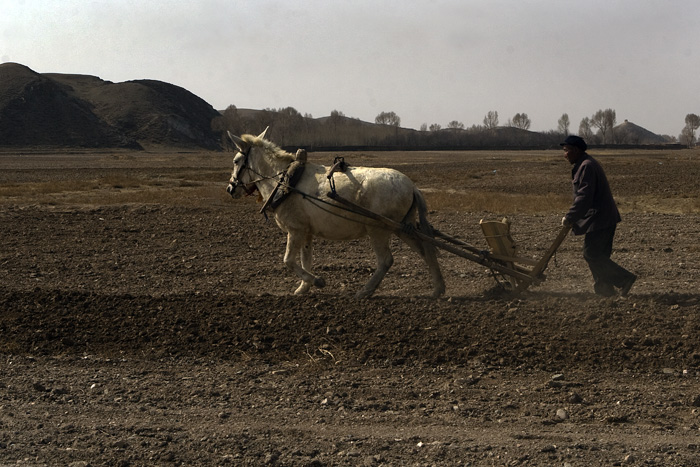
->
[1,148,699,465]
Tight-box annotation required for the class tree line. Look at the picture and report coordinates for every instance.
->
[212,105,695,150]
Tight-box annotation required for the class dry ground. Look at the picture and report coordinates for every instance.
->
[1,147,700,466]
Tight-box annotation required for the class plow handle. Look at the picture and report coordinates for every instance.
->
[513,224,571,294]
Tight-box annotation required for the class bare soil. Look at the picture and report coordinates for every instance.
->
[1,149,700,466]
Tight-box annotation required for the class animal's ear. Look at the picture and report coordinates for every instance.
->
[257,126,269,140]
[227,131,248,153]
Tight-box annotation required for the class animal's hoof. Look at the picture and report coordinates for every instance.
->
[431,285,446,299]
[314,277,326,288]
[354,289,373,299]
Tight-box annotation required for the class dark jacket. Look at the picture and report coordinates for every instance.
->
[566,153,621,235]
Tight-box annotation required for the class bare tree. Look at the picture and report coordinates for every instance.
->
[483,110,499,129]
[682,113,700,147]
[375,111,401,127]
[420,123,428,131]
[590,108,616,144]
[590,110,606,143]
[429,123,442,131]
[579,117,594,141]
[211,104,242,133]
[680,127,694,147]
[327,109,346,134]
[558,113,570,136]
[275,106,305,145]
[511,113,531,130]
[603,109,617,143]
[447,120,465,130]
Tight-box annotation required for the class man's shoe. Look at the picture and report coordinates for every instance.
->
[620,274,637,297]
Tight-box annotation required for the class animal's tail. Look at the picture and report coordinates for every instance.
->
[406,187,446,298]
[409,187,432,236]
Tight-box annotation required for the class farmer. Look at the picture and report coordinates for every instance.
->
[560,135,637,297]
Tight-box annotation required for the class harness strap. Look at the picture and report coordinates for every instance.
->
[260,160,306,214]
[259,173,285,214]
[326,157,349,196]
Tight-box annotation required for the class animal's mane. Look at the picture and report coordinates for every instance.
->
[241,134,294,163]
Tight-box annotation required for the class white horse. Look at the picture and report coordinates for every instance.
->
[226,129,445,299]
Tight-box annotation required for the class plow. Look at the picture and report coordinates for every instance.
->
[327,189,571,294]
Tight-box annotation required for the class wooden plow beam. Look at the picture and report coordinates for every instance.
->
[328,193,570,292]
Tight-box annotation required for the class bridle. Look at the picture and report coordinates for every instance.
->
[227,144,287,197]
[228,145,258,196]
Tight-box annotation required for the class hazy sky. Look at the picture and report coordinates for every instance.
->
[2,0,698,136]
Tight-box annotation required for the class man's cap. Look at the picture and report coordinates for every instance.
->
[560,135,587,151]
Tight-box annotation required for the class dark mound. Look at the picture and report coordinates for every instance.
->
[0,63,138,148]
[0,62,221,149]
[614,119,671,144]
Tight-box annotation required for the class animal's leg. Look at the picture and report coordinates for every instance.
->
[356,232,393,299]
[284,232,325,293]
[294,235,315,294]
[399,190,445,298]
[399,232,446,298]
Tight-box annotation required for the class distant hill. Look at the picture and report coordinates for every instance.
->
[613,120,672,144]
[0,63,221,149]
[1,62,676,151]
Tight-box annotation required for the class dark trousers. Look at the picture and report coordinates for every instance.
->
[583,225,634,296]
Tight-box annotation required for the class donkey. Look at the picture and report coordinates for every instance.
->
[227,129,445,299]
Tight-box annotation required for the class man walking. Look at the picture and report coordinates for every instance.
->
[560,135,637,297]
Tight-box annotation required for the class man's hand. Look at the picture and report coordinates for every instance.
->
[561,216,572,227]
